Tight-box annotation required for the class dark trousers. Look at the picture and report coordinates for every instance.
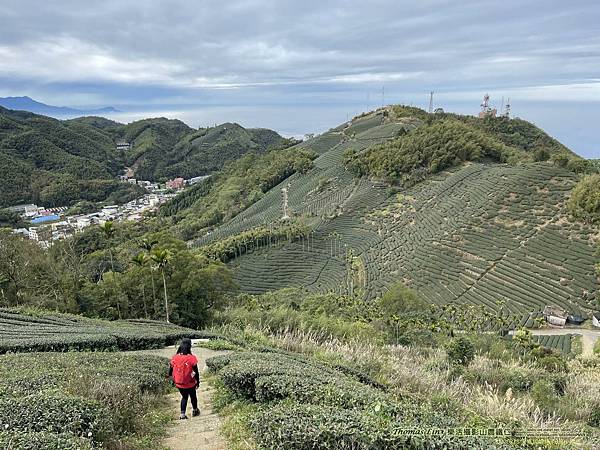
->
[178,387,198,413]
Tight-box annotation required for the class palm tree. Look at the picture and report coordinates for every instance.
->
[100,221,121,318]
[151,248,172,323]
[138,238,157,313]
[100,221,116,271]
[131,252,149,318]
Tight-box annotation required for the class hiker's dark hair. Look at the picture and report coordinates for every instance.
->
[177,338,193,355]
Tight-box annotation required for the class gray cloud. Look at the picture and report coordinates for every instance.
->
[0,0,599,156]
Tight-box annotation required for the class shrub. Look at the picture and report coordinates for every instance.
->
[0,394,109,439]
[568,174,600,224]
[445,337,475,366]
[531,380,558,412]
[0,309,203,354]
[588,403,600,428]
[535,355,568,373]
[250,401,508,450]
[0,431,93,450]
[0,352,170,448]
[379,282,429,317]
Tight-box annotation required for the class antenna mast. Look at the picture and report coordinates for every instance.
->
[381,86,385,107]
[428,91,434,113]
[504,98,511,118]
[478,93,497,118]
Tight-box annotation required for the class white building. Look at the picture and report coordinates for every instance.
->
[28,228,39,241]
[116,141,131,151]
[75,217,92,229]
[543,305,568,327]
[12,228,29,237]
[593,313,600,328]
[187,175,211,185]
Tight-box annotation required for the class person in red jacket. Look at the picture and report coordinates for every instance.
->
[169,338,200,419]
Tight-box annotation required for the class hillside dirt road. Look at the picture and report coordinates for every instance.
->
[134,341,230,450]
[513,328,600,357]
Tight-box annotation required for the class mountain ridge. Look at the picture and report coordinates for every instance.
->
[0,96,120,117]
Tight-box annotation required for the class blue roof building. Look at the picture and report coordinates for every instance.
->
[31,214,60,224]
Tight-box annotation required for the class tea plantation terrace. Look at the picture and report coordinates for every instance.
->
[193,110,598,322]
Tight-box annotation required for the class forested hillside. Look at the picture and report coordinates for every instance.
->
[0,106,285,207]
[0,107,141,207]
[159,143,314,239]
[75,117,285,181]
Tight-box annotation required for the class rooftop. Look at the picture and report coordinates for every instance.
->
[543,305,568,319]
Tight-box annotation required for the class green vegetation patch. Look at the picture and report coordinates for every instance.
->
[208,350,526,449]
[568,173,600,224]
[0,309,202,353]
[0,352,170,449]
[344,118,515,186]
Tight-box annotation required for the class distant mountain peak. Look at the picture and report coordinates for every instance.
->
[0,96,120,118]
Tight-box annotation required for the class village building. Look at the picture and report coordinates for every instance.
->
[593,312,600,328]
[543,305,568,326]
[8,204,40,217]
[116,141,131,151]
[166,177,185,190]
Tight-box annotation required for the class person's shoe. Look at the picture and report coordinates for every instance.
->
[179,413,188,420]
[192,408,200,417]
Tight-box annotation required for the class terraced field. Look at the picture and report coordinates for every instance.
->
[196,112,599,319]
[0,309,202,353]
[533,334,574,355]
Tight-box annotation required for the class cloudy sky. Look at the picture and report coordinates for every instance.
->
[0,0,598,157]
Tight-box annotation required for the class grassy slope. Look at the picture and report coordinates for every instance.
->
[191,107,599,320]
[204,327,600,450]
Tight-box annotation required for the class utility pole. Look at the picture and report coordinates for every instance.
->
[281,183,290,220]
[428,91,434,113]
[381,86,385,107]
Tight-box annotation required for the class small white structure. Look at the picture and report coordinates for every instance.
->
[543,305,568,327]
[116,141,131,151]
[12,228,29,237]
[593,312,600,328]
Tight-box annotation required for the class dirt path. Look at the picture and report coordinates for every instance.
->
[135,341,230,450]
[511,328,600,357]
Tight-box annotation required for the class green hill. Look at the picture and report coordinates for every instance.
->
[0,107,284,207]
[0,107,142,207]
[189,106,599,322]
[76,117,285,181]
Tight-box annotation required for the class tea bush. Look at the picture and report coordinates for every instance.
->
[0,352,170,449]
[208,351,519,449]
[0,309,202,353]
[0,431,93,450]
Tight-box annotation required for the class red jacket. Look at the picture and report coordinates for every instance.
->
[170,354,199,389]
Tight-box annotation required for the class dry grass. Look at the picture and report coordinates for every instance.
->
[218,325,600,432]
